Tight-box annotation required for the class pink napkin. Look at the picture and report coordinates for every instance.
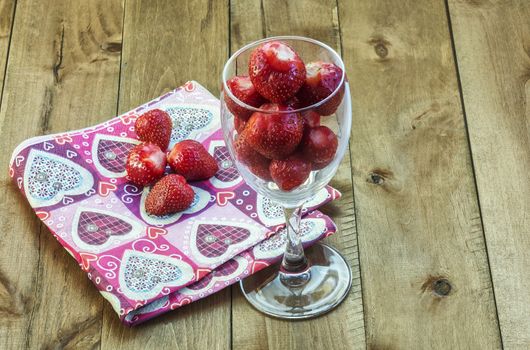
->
[9,81,340,326]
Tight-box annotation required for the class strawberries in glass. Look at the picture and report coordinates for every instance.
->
[227,40,344,191]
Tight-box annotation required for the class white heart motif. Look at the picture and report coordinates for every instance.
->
[23,149,94,207]
[66,150,77,159]
[164,103,219,148]
[119,250,194,300]
[256,188,329,227]
[43,142,54,151]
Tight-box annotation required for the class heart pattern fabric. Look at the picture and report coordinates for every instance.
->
[92,135,138,178]
[10,81,339,326]
[119,250,194,300]
[24,150,94,207]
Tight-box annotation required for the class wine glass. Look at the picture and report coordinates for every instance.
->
[220,36,352,319]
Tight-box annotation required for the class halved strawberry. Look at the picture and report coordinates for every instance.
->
[301,110,321,128]
[224,75,266,121]
[145,174,194,216]
[245,103,304,160]
[248,41,306,103]
[300,126,338,170]
[126,143,167,186]
[135,109,173,150]
[269,154,312,191]
[297,61,345,116]
[167,140,219,181]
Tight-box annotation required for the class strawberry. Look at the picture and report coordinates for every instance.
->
[145,174,194,216]
[301,110,321,128]
[126,143,167,186]
[300,126,338,170]
[248,41,306,103]
[234,131,269,167]
[167,140,219,181]
[297,61,345,116]
[245,103,304,160]
[224,76,266,121]
[234,116,247,133]
[135,109,173,150]
[269,154,312,191]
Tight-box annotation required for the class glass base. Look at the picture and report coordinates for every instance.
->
[240,243,352,319]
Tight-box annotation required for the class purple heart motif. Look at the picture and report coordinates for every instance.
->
[196,224,250,258]
[72,208,143,252]
[119,250,194,300]
[164,104,218,147]
[23,149,94,207]
[78,211,133,245]
[92,134,138,178]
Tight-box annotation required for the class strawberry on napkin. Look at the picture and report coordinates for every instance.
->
[9,81,340,326]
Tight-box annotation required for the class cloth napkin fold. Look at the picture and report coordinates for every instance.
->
[9,81,340,326]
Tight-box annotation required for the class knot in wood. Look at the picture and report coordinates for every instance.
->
[432,278,452,297]
[374,43,388,58]
[369,173,384,185]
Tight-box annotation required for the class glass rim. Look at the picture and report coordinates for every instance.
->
[221,35,346,114]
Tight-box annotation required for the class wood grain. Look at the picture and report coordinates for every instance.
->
[0,0,15,91]
[338,0,502,348]
[230,1,366,349]
[100,1,231,349]
[448,0,530,348]
[0,0,123,349]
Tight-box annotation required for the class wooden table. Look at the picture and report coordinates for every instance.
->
[0,0,528,349]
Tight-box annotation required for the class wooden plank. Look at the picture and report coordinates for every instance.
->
[230,1,366,349]
[100,1,231,349]
[338,0,503,348]
[447,1,530,348]
[0,0,15,93]
[0,0,123,348]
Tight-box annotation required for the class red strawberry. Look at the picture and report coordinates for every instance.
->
[245,103,304,160]
[233,131,269,167]
[167,140,219,181]
[249,161,273,181]
[297,61,345,116]
[270,154,312,191]
[301,110,321,128]
[135,109,173,150]
[234,116,247,133]
[300,126,338,170]
[126,143,167,186]
[248,41,306,103]
[224,76,266,121]
[145,174,194,216]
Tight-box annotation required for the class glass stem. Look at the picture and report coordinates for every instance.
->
[279,205,310,288]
